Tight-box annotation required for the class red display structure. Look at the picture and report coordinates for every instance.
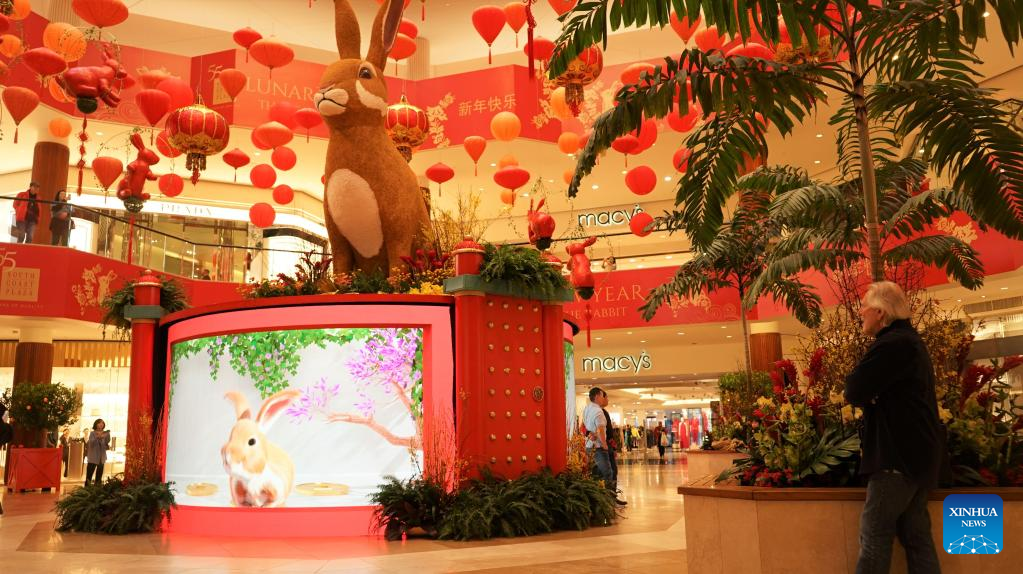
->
[150,260,574,537]
[5,448,62,491]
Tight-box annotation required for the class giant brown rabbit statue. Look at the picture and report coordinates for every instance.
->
[315,0,431,276]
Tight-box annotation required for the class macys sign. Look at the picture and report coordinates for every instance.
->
[581,351,652,374]
[577,205,644,228]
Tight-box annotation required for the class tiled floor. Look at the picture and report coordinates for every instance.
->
[0,449,688,573]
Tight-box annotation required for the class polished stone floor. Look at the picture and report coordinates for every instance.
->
[0,449,688,573]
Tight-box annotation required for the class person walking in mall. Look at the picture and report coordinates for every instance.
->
[85,418,111,486]
[13,181,42,243]
[49,189,74,247]
[602,405,626,506]
[583,388,626,506]
[654,422,667,463]
[846,281,942,574]
[59,428,71,478]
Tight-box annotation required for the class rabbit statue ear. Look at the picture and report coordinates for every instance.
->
[225,391,252,420]
[256,389,300,431]
[366,0,404,71]
[334,0,362,59]
[129,132,144,150]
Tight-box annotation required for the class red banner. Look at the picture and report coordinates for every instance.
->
[0,245,240,324]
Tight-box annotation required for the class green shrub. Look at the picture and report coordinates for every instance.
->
[480,243,569,298]
[54,477,175,535]
[370,476,453,540]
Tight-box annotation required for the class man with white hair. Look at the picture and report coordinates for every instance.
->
[846,281,942,573]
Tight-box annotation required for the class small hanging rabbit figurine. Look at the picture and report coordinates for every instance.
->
[566,236,598,347]
[116,133,159,212]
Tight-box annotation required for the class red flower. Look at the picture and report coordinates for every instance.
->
[804,348,826,388]
[1000,355,1023,374]
[960,364,995,406]
[753,408,766,419]
[978,468,999,486]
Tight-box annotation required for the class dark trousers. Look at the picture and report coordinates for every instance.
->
[857,471,941,574]
[609,448,619,486]
[85,462,104,486]
[657,444,666,458]
[16,220,36,243]
[51,228,70,246]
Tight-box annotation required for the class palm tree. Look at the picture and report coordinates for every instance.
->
[549,1,1023,281]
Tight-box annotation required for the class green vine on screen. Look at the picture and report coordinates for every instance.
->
[171,328,374,400]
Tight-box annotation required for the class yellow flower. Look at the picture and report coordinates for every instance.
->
[938,406,952,423]
[779,403,794,420]
[829,392,844,405]
[756,397,775,408]
[841,404,861,423]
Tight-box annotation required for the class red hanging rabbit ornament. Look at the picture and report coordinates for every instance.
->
[116,133,159,212]
[526,198,556,250]
[566,236,597,347]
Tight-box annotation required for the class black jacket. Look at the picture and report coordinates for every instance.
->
[845,319,943,487]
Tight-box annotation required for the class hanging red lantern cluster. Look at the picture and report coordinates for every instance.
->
[565,234,597,347]
[233,27,261,62]
[385,95,429,162]
[552,45,602,116]
[165,104,230,184]
[504,2,526,47]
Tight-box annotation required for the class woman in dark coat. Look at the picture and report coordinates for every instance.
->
[49,190,73,246]
[845,281,942,574]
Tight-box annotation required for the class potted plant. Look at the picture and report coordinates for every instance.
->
[1,383,81,490]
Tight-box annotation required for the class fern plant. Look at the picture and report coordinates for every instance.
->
[54,476,176,534]
[479,243,570,299]
[101,274,188,339]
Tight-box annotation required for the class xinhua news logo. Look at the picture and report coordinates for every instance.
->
[943,494,1003,555]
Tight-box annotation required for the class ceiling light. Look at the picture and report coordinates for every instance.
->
[96,132,104,136]
[665,255,673,260]
[591,184,599,189]
[815,133,823,138]
[595,337,603,341]
[521,192,529,197]
[547,179,554,183]
[1000,287,1008,290]
[621,170,627,175]
[956,298,962,302]
[628,258,636,263]
[721,326,727,329]
[677,332,685,335]
[254,152,261,156]
[983,11,990,17]
[726,335,733,339]
[489,162,497,167]
[640,339,647,343]
[663,176,672,181]
[637,264,645,268]
[813,160,821,164]
[981,295,986,298]
[626,331,633,335]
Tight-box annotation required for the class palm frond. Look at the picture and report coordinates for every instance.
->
[745,246,864,314]
[761,277,825,328]
[640,258,733,320]
[882,235,985,290]
[884,186,977,238]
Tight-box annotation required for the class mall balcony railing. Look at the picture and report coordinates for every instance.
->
[1,196,328,283]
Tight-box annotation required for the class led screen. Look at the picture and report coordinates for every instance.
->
[165,327,425,508]
[564,340,576,449]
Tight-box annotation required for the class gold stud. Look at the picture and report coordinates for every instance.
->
[504,345,510,352]
[488,344,494,351]
[489,366,495,373]
[520,389,526,396]
[517,325,525,332]
[536,433,542,439]
[533,306,539,313]
[535,411,541,417]
[506,457,512,463]
[490,457,497,463]
[519,367,526,375]
[489,411,496,418]
[503,302,509,309]
[505,389,511,396]
[489,434,496,441]
[534,347,540,354]
[517,304,524,311]
[536,455,543,462]
[488,321,494,328]
[506,411,512,418]
[489,389,495,396]
[521,456,527,462]
[503,323,510,330]
[521,434,527,440]
[521,411,527,418]
[488,301,494,307]
[533,327,540,333]
[534,368,542,375]
[503,367,511,374]
[506,434,512,440]
[518,346,525,352]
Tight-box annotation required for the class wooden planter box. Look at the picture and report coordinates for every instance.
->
[6,447,62,491]
[679,477,1023,574]
[685,450,746,479]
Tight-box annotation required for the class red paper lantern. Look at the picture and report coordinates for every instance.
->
[0,34,22,58]
[727,42,775,60]
[552,45,602,116]
[625,165,657,196]
[493,166,530,191]
[425,162,455,193]
[91,156,123,191]
[157,77,194,110]
[632,118,658,154]
[385,95,429,162]
[249,38,294,76]
[294,107,323,141]
[43,22,87,62]
[667,103,701,133]
[254,121,293,150]
[620,62,656,86]
[139,69,172,90]
[72,0,129,28]
[272,184,294,205]
[500,189,516,205]
[159,173,184,197]
[1,86,40,143]
[389,33,417,64]
[548,0,576,16]
[673,148,691,173]
[471,6,506,64]
[135,89,171,131]
[222,147,250,181]
[165,104,230,184]
[669,12,701,43]
[23,48,67,78]
[490,111,521,141]
[156,129,182,158]
[629,212,654,237]
[557,132,580,155]
[249,164,277,189]
[611,134,639,166]
[695,26,730,52]
[525,36,555,62]
[49,117,73,138]
[249,202,276,228]
[504,2,527,47]
[269,101,298,129]
[233,26,262,62]
[463,136,487,175]
[271,146,297,171]
[218,68,246,102]
[562,169,574,185]
[399,19,419,39]
[498,154,518,169]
